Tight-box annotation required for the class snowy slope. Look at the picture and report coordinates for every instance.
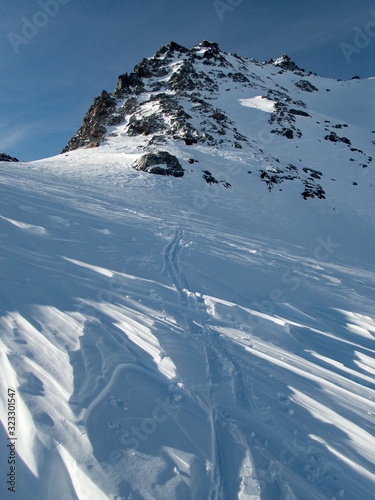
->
[1,41,375,500]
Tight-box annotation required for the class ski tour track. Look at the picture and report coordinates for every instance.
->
[161,227,339,500]
[164,228,278,499]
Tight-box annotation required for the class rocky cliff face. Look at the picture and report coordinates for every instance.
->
[61,40,374,196]
[63,41,249,154]
[61,91,117,153]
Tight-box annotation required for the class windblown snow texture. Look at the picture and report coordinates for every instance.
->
[1,41,374,499]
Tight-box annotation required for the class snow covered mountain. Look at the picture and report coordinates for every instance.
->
[63,40,374,202]
[0,41,374,500]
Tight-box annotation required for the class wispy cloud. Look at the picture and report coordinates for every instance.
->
[0,117,69,153]
[0,125,33,152]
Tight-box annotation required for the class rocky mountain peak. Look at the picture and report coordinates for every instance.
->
[154,40,190,59]
[273,54,304,72]
[62,41,236,153]
[63,41,311,156]
[61,41,373,199]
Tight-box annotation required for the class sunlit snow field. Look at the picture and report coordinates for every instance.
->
[0,144,374,499]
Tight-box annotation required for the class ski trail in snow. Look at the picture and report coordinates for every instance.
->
[164,228,220,497]
[163,228,191,305]
[163,227,261,499]
[163,227,204,335]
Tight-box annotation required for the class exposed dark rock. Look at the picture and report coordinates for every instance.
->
[133,59,153,78]
[134,151,184,177]
[231,72,250,83]
[259,163,298,190]
[325,132,351,145]
[168,60,219,95]
[0,153,19,162]
[62,90,117,152]
[197,40,219,50]
[154,41,189,59]
[289,109,310,117]
[115,73,145,95]
[211,111,227,122]
[267,91,304,139]
[295,80,318,92]
[184,137,198,145]
[283,128,294,139]
[127,114,166,136]
[203,170,219,184]
[302,181,326,199]
[274,55,303,72]
[119,97,138,115]
[287,164,299,173]
[202,170,231,188]
[193,41,230,67]
[260,170,279,191]
[168,61,198,93]
[302,167,322,179]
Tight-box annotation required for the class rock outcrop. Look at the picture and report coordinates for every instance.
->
[0,153,19,162]
[133,151,184,177]
[62,91,117,152]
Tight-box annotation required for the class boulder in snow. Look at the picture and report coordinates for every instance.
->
[134,151,184,177]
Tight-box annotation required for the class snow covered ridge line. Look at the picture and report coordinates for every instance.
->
[7,0,73,55]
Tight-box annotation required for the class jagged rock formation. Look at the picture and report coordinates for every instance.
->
[0,153,19,162]
[61,40,373,200]
[62,40,297,156]
[62,91,117,152]
[295,79,318,92]
[273,54,304,72]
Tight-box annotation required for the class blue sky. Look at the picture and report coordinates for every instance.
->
[1,0,375,161]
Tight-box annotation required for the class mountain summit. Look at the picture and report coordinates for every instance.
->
[62,40,374,200]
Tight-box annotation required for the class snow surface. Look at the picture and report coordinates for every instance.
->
[239,97,276,113]
[0,142,374,499]
[1,44,375,499]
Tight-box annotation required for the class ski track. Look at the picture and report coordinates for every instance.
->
[163,227,262,499]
